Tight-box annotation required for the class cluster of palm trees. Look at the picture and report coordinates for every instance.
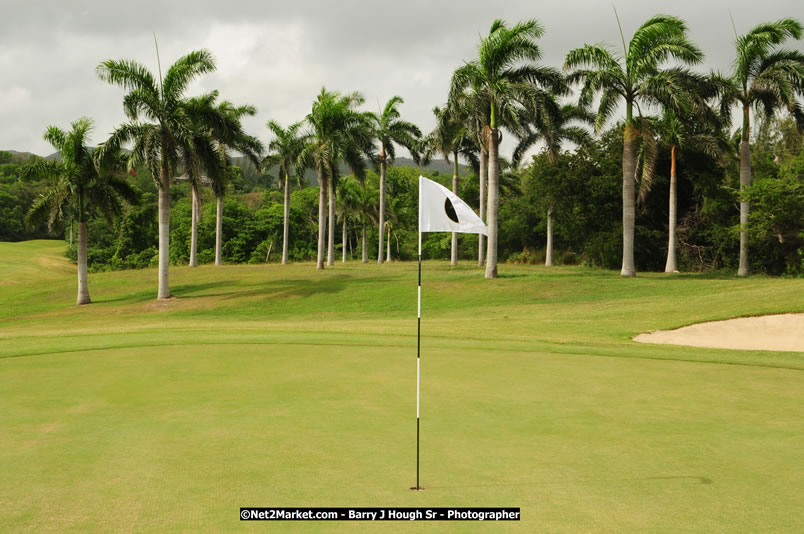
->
[26,50,429,303]
[439,14,803,278]
[24,47,264,303]
[94,49,264,299]
[25,13,804,304]
[265,91,422,271]
[299,15,804,281]
[565,15,804,277]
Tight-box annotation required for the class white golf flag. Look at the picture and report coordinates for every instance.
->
[418,176,487,235]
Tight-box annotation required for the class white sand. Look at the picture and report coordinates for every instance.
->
[634,313,804,353]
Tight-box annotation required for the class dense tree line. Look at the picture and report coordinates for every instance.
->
[0,151,52,242]
[6,114,801,277]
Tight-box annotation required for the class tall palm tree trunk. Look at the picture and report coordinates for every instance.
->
[76,220,90,305]
[386,226,391,262]
[451,153,458,266]
[69,221,73,248]
[282,172,290,264]
[485,127,500,279]
[189,185,199,267]
[377,156,386,264]
[316,172,326,270]
[621,120,637,277]
[215,195,223,265]
[478,147,487,267]
[738,106,751,277]
[157,168,171,299]
[362,221,367,263]
[342,217,347,263]
[327,177,335,266]
[665,144,678,273]
[545,207,554,267]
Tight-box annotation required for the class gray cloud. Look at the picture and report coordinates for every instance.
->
[1,0,801,157]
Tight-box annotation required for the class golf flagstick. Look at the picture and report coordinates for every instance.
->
[414,178,422,491]
[414,176,486,491]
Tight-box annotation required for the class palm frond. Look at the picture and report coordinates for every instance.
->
[735,18,803,86]
[162,49,216,101]
[628,15,701,74]
[564,44,621,72]
[43,126,68,154]
[96,58,158,94]
[19,159,61,182]
[123,88,161,121]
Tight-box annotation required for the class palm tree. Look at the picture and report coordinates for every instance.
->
[299,88,371,269]
[179,144,216,269]
[656,104,728,273]
[476,136,488,266]
[179,92,221,269]
[204,98,263,266]
[336,176,362,262]
[187,174,204,267]
[513,103,594,266]
[453,86,520,267]
[462,90,491,267]
[369,96,421,264]
[383,195,406,262]
[265,120,306,265]
[23,118,137,304]
[565,13,704,276]
[718,18,804,276]
[355,178,378,263]
[341,140,376,264]
[424,103,478,265]
[96,48,219,298]
[451,19,562,278]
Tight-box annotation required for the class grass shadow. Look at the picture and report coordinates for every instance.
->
[167,274,399,302]
[642,271,743,281]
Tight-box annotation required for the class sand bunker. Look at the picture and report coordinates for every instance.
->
[634,313,804,352]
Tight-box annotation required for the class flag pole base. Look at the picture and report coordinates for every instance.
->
[410,486,424,491]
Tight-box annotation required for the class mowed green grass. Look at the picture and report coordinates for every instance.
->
[1,240,802,533]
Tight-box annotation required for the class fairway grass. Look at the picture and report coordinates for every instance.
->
[1,240,803,532]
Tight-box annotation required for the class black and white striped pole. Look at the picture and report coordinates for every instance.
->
[413,179,423,491]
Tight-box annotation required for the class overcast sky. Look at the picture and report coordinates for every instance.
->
[1,0,802,160]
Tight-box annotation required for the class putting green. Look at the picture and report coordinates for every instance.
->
[1,241,802,532]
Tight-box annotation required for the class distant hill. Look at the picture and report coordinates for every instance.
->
[1,150,39,161]
[1,149,81,162]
